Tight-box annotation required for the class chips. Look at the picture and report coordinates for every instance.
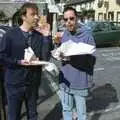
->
[38,15,47,27]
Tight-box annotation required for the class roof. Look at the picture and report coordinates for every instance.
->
[0,3,22,18]
[0,2,46,18]
[66,0,95,5]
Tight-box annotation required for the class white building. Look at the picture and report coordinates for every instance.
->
[94,0,120,22]
[65,0,120,22]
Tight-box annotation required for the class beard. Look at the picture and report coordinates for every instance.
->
[67,25,76,32]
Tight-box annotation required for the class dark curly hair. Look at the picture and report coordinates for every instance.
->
[19,2,38,17]
[63,7,77,16]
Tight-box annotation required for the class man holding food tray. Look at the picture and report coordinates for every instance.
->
[0,2,52,120]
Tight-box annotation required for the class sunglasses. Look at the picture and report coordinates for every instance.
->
[63,17,75,22]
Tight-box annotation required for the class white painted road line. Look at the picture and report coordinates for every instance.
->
[89,104,120,116]
[94,68,105,71]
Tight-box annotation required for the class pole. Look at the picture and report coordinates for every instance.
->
[52,13,57,37]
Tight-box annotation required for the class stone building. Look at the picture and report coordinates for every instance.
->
[65,0,95,20]
[94,0,120,22]
[65,0,120,22]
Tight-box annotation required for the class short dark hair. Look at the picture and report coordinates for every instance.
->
[19,2,38,17]
[63,7,77,16]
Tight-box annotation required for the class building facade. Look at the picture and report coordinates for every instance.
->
[65,0,120,22]
[65,0,95,21]
[94,0,120,22]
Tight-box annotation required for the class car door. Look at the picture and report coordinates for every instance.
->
[93,22,115,45]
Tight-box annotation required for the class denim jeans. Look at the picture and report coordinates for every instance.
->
[60,89,87,120]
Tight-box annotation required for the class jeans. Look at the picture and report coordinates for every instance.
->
[60,90,87,120]
[5,84,38,120]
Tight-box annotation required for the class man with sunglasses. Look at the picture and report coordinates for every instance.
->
[59,7,96,120]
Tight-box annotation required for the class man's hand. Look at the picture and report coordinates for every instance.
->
[53,32,63,44]
[36,23,51,36]
[60,52,70,61]
[18,59,30,65]
[36,15,51,36]
[19,57,40,65]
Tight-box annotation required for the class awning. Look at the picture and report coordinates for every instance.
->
[0,1,47,18]
[0,3,22,18]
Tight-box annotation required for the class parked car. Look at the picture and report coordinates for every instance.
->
[0,29,6,42]
[0,25,11,112]
[89,21,120,46]
[0,25,11,43]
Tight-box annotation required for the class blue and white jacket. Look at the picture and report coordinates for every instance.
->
[59,24,96,89]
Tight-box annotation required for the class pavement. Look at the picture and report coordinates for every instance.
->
[20,72,120,120]
[21,89,120,120]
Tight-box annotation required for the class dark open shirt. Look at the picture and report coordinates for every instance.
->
[0,27,52,86]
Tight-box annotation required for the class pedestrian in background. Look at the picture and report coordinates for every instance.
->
[0,2,51,120]
[35,15,53,61]
[59,7,96,120]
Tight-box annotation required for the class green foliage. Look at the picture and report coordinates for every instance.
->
[0,11,6,20]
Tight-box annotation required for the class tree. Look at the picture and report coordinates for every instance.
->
[0,11,6,20]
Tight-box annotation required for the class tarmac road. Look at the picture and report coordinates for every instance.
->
[21,46,120,120]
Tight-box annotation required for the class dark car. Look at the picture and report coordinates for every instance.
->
[0,25,11,42]
[89,21,120,46]
[0,25,11,31]
[0,25,11,116]
[0,29,6,41]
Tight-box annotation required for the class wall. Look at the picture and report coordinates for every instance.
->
[94,0,120,21]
